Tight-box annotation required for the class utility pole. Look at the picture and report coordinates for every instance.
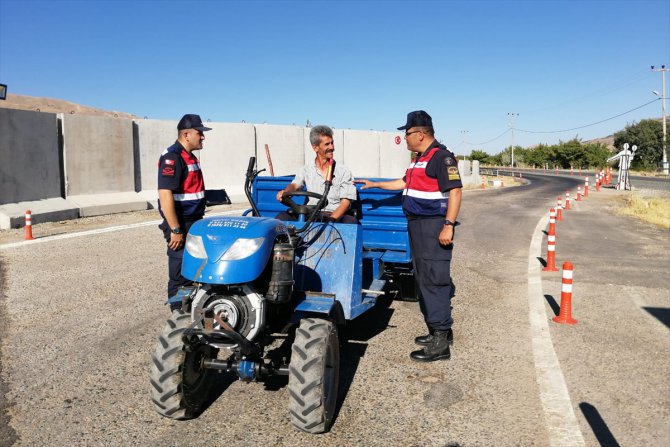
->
[651,65,668,175]
[507,112,518,167]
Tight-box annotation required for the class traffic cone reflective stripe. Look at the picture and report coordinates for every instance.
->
[25,210,34,240]
[542,234,558,271]
[553,262,577,324]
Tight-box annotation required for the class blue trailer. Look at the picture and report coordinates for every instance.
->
[149,157,416,433]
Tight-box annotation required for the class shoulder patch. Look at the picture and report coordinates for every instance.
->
[445,157,455,166]
[161,166,175,177]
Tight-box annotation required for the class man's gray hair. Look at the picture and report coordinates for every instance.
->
[309,125,333,146]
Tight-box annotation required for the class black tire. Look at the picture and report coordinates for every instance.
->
[288,318,340,434]
[149,310,218,419]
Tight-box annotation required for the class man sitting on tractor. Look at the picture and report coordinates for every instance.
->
[275,125,358,223]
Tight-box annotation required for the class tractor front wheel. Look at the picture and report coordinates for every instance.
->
[149,310,219,419]
[288,317,340,433]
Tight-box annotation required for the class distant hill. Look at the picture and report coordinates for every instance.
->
[0,93,138,119]
[583,117,666,152]
[584,134,615,151]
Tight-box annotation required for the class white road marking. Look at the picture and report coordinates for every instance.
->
[528,214,585,446]
[0,209,244,250]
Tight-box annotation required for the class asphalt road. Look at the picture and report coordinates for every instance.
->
[628,174,670,192]
[0,176,668,447]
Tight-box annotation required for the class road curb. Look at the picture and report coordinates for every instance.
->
[528,214,585,446]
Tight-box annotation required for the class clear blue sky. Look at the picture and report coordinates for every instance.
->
[1,0,668,155]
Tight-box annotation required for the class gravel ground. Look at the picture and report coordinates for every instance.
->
[1,178,668,446]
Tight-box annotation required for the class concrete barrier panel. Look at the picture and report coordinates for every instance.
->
[62,114,135,195]
[135,118,179,196]
[380,130,410,178]
[0,109,61,204]
[342,129,379,177]
[199,122,256,202]
[255,124,304,177]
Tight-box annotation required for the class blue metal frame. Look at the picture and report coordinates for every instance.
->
[180,175,413,322]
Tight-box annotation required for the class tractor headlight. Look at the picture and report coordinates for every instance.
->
[185,234,207,259]
[220,237,265,261]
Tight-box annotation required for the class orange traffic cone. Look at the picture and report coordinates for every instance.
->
[556,197,563,221]
[584,176,589,198]
[542,234,558,272]
[565,191,571,210]
[25,210,35,240]
[576,186,582,201]
[553,262,577,324]
[548,208,557,236]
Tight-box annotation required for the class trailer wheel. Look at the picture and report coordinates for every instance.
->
[288,317,340,433]
[149,310,218,419]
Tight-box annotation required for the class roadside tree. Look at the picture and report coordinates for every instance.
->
[613,119,664,170]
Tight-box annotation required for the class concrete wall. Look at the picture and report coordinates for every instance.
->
[0,109,61,203]
[199,122,256,200]
[1,114,459,216]
[342,130,379,177]
[62,114,134,195]
[254,124,305,177]
[135,118,179,193]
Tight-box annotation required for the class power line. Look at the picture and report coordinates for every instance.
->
[522,68,649,115]
[515,98,660,134]
[463,128,511,146]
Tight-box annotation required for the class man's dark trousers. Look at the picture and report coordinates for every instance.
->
[407,217,454,331]
[159,218,199,299]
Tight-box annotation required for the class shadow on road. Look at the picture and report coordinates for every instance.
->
[537,256,547,267]
[544,294,560,316]
[642,307,670,329]
[579,402,621,447]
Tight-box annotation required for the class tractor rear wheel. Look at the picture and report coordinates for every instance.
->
[288,317,340,433]
[149,310,219,419]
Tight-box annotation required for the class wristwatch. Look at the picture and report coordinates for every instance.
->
[444,219,455,227]
[171,226,182,234]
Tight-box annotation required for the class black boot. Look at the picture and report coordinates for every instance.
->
[415,328,453,346]
[410,330,451,362]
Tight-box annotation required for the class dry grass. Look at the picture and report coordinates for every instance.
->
[617,192,670,229]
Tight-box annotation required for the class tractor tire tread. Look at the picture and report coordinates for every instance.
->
[149,310,217,420]
[288,318,339,434]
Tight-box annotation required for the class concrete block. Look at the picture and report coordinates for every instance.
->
[342,129,379,177]
[380,130,410,178]
[134,118,179,192]
[67,192,148,217]
[199,122,256,202]
[138,190,158,209]
[458,159,472,177]
[0,109,61,204]
[255,124,304,177]
[62,114,134,195]
[0,198,79,229]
